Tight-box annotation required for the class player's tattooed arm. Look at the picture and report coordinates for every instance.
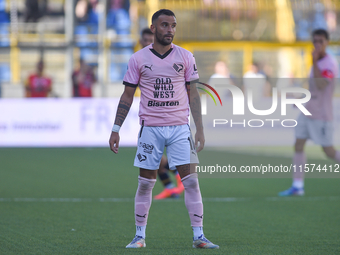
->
[114,86,136,126]
[115,100,132,126]
[110,86,136,153]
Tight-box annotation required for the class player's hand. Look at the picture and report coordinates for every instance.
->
[109,132,120,154]
[312,49,320,63]
[195,130,205,153]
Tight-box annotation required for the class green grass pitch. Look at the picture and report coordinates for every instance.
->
[0,147,339,254]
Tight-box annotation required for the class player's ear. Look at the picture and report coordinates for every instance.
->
[150,24,155,34]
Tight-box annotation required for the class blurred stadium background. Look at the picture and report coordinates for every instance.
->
[0,0,340,98]
[1,0,340,147]
[1,1,340,254]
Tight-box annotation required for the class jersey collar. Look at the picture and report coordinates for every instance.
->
[149,43,174,60]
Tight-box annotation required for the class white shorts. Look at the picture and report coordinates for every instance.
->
[134,124,199,170]
[295,114,333,147]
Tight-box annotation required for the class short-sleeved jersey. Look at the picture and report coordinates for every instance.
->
[26,74,52,98]
[306,54,339,121]
[123,43,199,126]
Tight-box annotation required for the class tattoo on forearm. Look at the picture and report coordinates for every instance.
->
[114,99,132,126]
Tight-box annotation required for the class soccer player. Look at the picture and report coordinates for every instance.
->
[139,28,154,48]
[154,155,184,199]
[279,29,340,196]
[25,60,52,98]
[139,27,184,200]
[109,9,219,249]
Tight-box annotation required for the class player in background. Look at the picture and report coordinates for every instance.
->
[139,27,153,48]
[154,156,184,199]
[243,61,268,101]
[279,29,340,196]
[25,60,52,98]
[134,28,154,97]
[139,27,184,200]
[109,9,219,249]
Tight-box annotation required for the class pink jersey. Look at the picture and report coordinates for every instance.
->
[123,43,199,126]
[306,54,339,121]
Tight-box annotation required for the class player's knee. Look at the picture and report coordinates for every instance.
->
[182,173,199,190]
[137,176,156,194]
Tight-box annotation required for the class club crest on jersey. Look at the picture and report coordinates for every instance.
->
[173,63,184,73]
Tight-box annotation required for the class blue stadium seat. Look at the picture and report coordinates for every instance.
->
[0,63,11,82]
[107,9,131,30]
[110,48,133,82]
[0,0,5,12]
[312,11,327,31]
[75,25,98,48]
[0,24,9,47]
[87,9,99,25]
[0,10,9,23]
[296,19,310,41]
[80,48,98,65]
[75,25,90,47]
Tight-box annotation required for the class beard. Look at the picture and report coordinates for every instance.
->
[155,29,173,46]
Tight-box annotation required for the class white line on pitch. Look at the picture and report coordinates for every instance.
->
[0,196,339,202]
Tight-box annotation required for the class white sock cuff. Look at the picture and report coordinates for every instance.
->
[181,173,198,182]
[138,176,157,183]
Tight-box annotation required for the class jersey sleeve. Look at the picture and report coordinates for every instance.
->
[320,58,338,81]
[185,54,199,84]
[123,55,140,87]
[321,69,335,79]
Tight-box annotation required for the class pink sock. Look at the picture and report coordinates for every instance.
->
[335,151,340,163]
[182,173,203,227]
[292,152,306,188]
[135,176,156,227]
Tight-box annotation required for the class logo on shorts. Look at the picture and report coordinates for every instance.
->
[173,63,183,73]
[139,142,154,154]
[137,153,147,162]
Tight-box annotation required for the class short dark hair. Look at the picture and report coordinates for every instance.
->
[141,28,153,37]
[312,29,329,40]
[151,9,176,24]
